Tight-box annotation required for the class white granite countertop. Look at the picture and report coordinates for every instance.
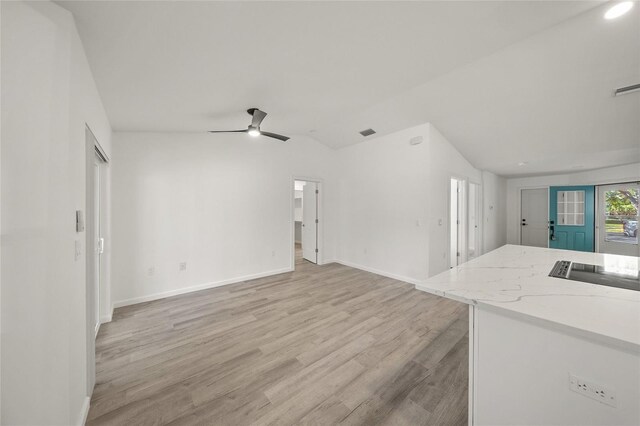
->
[416,245,640,349]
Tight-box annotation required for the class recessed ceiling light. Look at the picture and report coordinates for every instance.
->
[604,2,633,20]
[518,161,528,166]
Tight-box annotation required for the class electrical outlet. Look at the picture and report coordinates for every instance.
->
[148,267,154,276]
[179,262,187,271]
[569,374,616,407]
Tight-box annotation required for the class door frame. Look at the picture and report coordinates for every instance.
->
[291,176,324,269]
[548,185,596,252]
[517,186,550,246]
[85,125,109,396]
[519,186,550,248]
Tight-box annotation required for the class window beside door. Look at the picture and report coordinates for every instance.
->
[596,183,639,257]
[602,186,638,245]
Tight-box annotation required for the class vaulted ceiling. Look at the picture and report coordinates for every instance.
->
[58,1,639,176]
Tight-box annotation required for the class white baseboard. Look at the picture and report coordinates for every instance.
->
[78,396,90,426]
[333,259,426,286]
[113,267,294,308]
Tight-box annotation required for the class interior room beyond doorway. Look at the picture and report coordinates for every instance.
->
[294,180,319,266]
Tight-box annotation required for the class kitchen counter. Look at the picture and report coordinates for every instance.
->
[416,244,640,349]
[417,245,640,425]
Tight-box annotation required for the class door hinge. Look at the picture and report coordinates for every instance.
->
[315,189,319,194]
[315,248,318,253]
[315,219,319,224]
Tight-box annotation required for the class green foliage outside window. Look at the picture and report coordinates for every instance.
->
[606,189,638,216]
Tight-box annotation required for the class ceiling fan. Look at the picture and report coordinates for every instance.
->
[208,108,290,141]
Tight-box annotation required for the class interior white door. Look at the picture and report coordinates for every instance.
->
[521,188,549,248]
[450,178,467,267]
[93,158,101,334]
[468,183,481,260]
[302,182,318,263]
[597,183,639,256]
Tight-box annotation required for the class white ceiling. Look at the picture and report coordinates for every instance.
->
[58,1,640,176]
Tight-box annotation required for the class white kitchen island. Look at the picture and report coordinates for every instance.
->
[416,245,640,426]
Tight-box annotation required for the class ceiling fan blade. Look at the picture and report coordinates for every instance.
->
[207,129,247,133]
[260,131,290,142]
[251,109,267,128]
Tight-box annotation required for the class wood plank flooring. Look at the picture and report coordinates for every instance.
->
[88,249,468,425]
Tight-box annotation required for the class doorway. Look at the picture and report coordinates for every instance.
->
[450,178,466,268]
[596,182,639,256]
[85,126,108,395]
[293,179,320,267]
[93,155,102,336]
[520,188,549,248]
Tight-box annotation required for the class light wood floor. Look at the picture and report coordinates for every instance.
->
[88,248,468,425]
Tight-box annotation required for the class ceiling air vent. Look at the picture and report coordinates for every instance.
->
[614,83,640,96]
[359,128,376,137]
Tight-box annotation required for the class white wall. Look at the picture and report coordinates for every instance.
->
[335,123,506,284]
[111,123,507,303]
[482,170,507,253]
[1,1,112,424]
[111,132,337,306]
[425,124,485,276]
[506,163,640,244]
[335,124,431,283]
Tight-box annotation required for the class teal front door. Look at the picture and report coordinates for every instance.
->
[549,186,595,252]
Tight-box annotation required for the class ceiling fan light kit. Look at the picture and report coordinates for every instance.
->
[208,108,290,141]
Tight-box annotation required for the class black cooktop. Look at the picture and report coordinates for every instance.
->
[549,260,640,292]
